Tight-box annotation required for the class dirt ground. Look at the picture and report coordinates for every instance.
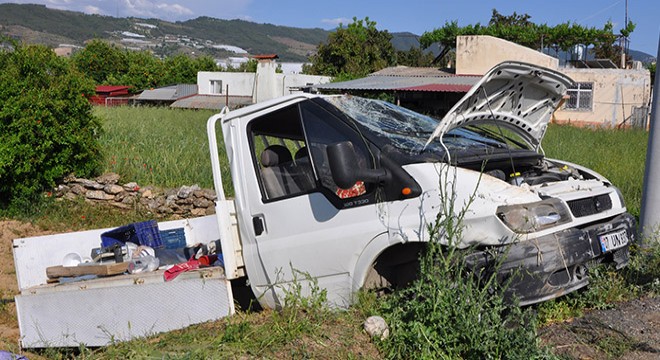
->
[0,220,658,358]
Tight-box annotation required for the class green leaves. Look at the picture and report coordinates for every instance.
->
[0,43,102,205]
[306,17,396,80]
[71,39,221,91]
[420,9,636,66]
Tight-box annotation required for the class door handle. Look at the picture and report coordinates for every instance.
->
[252,216,265,236]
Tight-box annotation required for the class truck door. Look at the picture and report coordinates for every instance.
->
[240,99,387,308]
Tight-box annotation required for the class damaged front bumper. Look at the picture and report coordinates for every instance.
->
[472,213,637,306]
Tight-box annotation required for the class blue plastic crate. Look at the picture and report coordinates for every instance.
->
[159,228,186,249]
[101,220,163,248]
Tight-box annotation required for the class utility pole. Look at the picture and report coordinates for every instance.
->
[639,34,660,245]
[621,0,629,68]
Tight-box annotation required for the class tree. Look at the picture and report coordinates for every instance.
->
[0,41,102,205]
[71,39,127,84]
[420,9,635,67]
[306,17,396,80]
[396,47,436,67]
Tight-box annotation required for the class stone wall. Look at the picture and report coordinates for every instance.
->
[54,173,216,218]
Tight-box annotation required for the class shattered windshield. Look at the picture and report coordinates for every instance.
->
[323,96,526,158]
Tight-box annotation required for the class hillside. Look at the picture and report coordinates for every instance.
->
[0,3,330,62]
[0,3,439,63]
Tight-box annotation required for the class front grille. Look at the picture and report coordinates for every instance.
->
[567,194,612,217]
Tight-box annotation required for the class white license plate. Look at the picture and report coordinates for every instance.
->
[599,229,629,253]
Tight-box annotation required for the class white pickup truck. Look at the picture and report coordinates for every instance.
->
[13,62,636,347]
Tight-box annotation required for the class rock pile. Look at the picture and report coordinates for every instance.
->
[54,173,217,218]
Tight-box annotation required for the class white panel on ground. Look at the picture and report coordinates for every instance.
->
[16,267,233,348]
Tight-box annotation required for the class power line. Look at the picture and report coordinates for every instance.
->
[580,0,622,23]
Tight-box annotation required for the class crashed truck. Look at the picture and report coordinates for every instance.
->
[13,61,636,347]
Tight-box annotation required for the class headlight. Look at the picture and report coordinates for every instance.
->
[612,186,626,208]
[496,198,571,233]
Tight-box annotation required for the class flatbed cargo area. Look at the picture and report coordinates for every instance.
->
[12,215,235,348]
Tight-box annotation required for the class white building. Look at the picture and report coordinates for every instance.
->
[177,54,331,109]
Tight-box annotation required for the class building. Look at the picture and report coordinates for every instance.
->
[454,35,651,128]
[173,54,332,110]
[313,67,480,117]
[315,35,651,128]
[133,84,197,106]
[90,86,132,106]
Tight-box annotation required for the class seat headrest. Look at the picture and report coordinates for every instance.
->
[294,147,309,162]
[261,145,292,167]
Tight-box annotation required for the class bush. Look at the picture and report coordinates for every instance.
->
[376,172,552,359]
[0,41,102,207]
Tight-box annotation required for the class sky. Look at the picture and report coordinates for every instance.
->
[2,0,658,56]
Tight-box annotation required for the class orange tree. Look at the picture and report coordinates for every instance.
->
[0,41,102,207]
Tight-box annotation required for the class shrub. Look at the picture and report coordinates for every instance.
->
[0,41,102,207]
[376,171,552,359]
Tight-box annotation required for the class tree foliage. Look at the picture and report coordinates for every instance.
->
[396,46,436,67]
[0,41,102,205]
[305,17,396,80]
[72,39,220,90]
[420,9,636,66]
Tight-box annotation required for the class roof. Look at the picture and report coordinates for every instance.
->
[253,54,279,60]
[398,84,474,93]
[135,84,197,101]
[170,94,253,110]
[95,85,131,93]
[314,73,479,92]
[370,66,457,77]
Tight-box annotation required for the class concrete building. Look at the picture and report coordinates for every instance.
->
[455,35,651,128]
[181,54,331,109]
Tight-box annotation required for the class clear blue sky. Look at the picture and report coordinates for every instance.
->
[3,0,658,56]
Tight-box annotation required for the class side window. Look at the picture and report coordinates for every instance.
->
[300,101,373,200]
[249,105,316,201]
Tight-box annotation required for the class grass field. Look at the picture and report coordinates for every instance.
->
[542,124,648,218]
[95,106,219,190]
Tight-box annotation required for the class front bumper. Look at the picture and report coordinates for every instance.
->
[471,213,637,306]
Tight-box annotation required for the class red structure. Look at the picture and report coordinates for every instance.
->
[90,85,132,106]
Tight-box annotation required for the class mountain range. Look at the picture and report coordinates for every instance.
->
[0,3,654,64]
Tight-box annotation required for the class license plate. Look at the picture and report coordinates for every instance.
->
[599,229,629,253]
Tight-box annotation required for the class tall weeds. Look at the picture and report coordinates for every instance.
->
[377,166,551,359]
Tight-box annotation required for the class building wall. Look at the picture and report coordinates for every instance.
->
[198,63,331,103]
[554,68,651,127]
[456,35,558,75]
[197,72,255,97]
[455,35,651,128]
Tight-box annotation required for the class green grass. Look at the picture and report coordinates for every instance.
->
[542,123,648,218]
[95,106,220,191]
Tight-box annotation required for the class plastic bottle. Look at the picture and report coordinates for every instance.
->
[127,255,160,274]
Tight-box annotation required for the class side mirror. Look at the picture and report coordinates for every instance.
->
[327,141,389,189]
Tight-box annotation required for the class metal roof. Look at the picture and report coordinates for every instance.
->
[313,73,479,92]
[398,84,474,92]
[370,66,457,77]
[136,84,198,101]
[170,94,253,110]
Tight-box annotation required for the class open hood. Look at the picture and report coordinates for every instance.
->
[427,62,574,151]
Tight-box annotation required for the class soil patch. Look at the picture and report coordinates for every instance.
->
[541,295,660,359]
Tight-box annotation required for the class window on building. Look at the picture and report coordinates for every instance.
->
[210,80,223,94]
[564,82,593,111]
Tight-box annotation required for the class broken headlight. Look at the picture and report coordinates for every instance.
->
[496,198,571,233]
